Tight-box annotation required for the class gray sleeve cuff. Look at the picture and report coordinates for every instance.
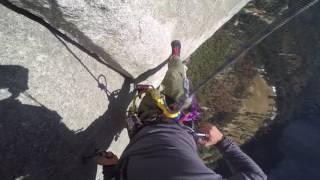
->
[215,136,234,152]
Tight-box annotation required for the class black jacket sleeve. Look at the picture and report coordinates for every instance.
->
[216,137,267,180]
[102,165,119,180]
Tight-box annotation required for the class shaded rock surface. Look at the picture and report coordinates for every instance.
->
[0,4,130,180]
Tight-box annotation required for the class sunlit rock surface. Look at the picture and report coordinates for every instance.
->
[7,0,250,78]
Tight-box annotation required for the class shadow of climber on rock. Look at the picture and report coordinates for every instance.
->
[0,65,130,180]
[0,65,76,179]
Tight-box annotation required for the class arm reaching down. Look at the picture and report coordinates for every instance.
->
[95,151,119,180]
[198,123,267,180]
[216,137,267,180]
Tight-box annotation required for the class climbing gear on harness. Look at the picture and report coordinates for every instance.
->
[128,84,201,122]
[127,84,181,138]
[130,84,181,119]
[126,84,201,138]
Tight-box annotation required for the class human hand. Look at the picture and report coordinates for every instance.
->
[198,123,223,147]
[94,151,119,166]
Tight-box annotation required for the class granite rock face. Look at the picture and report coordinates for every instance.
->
[7,0,250,78]
[0,4,130,180]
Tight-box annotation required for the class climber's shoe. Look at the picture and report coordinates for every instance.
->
[171,40,181,58]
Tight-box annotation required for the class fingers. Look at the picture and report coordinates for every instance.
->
[105,152,116,159]
[198,123,213,133]
[197,138,209,146]
[199,122,213,129]
[95,151,119,166]
[96,151,117,159]
[197,123,224,146]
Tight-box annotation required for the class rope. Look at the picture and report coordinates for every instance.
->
[189,0,319,99]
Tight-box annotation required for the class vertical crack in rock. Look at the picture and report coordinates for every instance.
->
[1,0,134,79]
